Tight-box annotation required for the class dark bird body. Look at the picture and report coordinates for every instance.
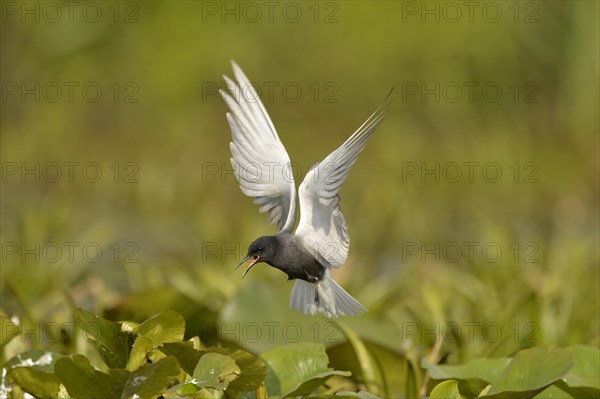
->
[245,235,325,283]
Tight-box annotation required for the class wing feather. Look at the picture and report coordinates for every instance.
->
[295,90,392,266]
[221,61,297,232]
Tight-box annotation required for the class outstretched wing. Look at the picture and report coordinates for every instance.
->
[221,61,297,232]
[295,90,392,266]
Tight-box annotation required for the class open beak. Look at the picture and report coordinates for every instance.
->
[235,255,261,278]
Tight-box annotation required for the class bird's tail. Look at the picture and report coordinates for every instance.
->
[290,271,366,318]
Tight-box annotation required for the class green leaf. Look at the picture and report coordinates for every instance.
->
[173,381,202,395]
[422,357,511,383]
[334,391,383,398]
[8,367,61,399]
[260,343,351,398]
[138,310,185,346]
[75,308,134,369]
[335,321,383,396]
[429,380,462,399]
[192,352,240,390]
[159,342,202,376]
[159,343,267,391]
[166,381,204,397]
[55,354,125,399]
[534,383,575,398]
[422,357,511,398]
[0,315,20,348]
[118,356,180,398]
[562,345,600,390]
[55,354,180,399]
[4,351,64,398]
[285,369,350,398]
[486,346,573,398]
[551,345,600,398]
[206,347,266,392]
[127,336,156,371]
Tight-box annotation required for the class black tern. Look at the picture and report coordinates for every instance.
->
[221,61,391,317]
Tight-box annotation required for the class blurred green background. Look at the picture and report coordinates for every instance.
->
[1,0,598,395]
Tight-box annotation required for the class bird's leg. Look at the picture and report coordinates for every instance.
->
[303,270,320,305]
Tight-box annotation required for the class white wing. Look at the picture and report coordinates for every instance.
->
[295,91,392,266]
[221,61,296,232]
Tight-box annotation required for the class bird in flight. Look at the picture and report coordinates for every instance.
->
[221,61,391,317]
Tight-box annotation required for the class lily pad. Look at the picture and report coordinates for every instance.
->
[75,308,134,369]
[192,352,240,390]
[486,346,573,398]
[261,343,351,398]
[55,354,180,399]
[429,379,461,399]
[160,342,267,391]
[119,356,181,398]
[159,341,202,375]
[207,347,267,392]
[553,345,600,398]
[422,357,511,383]
[8,367,61,399]
[4,350,63,397]
[534,383,576,398]
[55,354,125,398]
[126,336,156,371]
[562,345,600,390]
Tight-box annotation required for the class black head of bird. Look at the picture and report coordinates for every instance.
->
[235,236,280,278]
